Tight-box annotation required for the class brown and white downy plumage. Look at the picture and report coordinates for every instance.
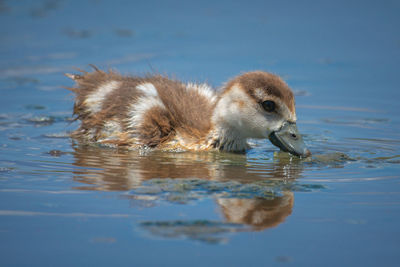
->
[65,67,311,157]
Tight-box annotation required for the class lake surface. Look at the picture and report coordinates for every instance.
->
[1,0,400,266]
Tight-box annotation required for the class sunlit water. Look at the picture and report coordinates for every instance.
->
[1,0,400,266]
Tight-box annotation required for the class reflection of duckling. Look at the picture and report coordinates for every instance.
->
[217,192,293,231]
[71,145,299,230]
[66,68,310,157]
[71,146,304,191]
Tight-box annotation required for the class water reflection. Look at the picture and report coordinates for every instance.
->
[218,192,293,231]
[71,145,311,237]
[71,145,305,190]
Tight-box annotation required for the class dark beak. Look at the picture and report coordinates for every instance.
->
[268,121,311,158]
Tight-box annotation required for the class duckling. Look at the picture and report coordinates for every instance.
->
[65,67,311,157]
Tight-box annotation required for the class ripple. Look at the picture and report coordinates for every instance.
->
[126,178,326,205]
[0,210,133,218]
[139,220,246,244]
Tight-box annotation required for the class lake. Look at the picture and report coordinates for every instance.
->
[1,0,400,266]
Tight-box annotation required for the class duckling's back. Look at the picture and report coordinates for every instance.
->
[66,68,217,149]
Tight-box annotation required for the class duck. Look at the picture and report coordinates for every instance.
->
[65,67,311,157]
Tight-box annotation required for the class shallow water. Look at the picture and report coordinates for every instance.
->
[1,0,400,266]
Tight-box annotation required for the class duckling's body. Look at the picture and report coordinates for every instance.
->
[66,68,310,157]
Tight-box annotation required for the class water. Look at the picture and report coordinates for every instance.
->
[1,0,400,266]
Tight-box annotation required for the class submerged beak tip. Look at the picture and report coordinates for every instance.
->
[268,122,311,158]
[303,149,312,158]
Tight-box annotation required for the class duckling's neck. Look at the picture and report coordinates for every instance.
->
[207,94,250,153]
[207,124,249,153]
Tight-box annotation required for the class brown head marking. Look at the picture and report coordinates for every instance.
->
[224,71,295,114]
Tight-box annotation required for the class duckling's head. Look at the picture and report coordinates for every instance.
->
[212,71,310,157]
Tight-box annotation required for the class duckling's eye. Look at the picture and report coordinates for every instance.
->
[261,100,276,112]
